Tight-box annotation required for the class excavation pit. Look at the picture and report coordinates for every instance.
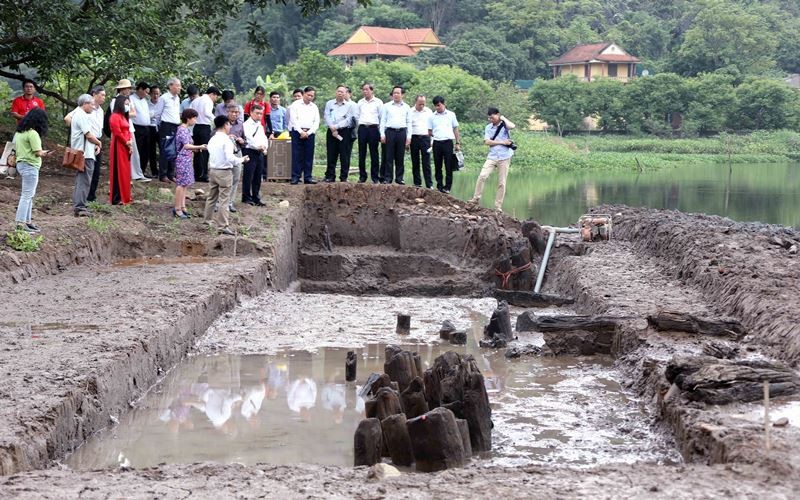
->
[65,295,678,471]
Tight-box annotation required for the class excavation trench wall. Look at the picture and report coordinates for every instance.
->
[295,184,529,295]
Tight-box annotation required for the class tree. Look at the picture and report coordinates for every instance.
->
[732,77,800,130]
[622,73,690,134]
[271,49,346,94]
[0,0,368,105]
[585,78,627,132]
[674,0,778,76]
[528,76,589,135]
[408,65,492,121]
[684,72,735,134]
[413,27,527,81]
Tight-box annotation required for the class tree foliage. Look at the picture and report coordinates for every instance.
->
[528,74,800,135]
[0,0,368,104]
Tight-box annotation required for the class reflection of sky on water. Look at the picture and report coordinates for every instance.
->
[66,342,679,470]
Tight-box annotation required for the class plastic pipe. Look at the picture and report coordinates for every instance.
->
[534,226,580,293]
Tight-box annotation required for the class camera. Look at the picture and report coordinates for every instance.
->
[507,142,517,151]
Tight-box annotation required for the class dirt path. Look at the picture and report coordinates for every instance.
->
[1,462,797,499]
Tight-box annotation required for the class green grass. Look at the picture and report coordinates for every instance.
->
[86,216,117,233]
[86,201,113,214]
[6,228,43,252]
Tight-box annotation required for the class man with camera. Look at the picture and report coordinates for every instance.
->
[470,107,516,211]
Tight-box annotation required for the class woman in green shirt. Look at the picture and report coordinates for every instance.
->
[14,107,52,233]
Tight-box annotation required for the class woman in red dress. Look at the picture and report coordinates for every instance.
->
[108,95,133,204]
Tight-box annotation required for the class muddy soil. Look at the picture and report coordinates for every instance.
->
[1,150,799,498]
[2,462,798,499]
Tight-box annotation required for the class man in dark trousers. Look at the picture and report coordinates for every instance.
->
[428,96,461,194]
[409,94,433,188]
[354,83,382,183]
[379,86,412,185]
[323,85,356,182]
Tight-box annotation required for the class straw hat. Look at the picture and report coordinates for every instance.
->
[115,78,133,89]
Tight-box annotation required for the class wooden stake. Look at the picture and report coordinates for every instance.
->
[764,380,771,452]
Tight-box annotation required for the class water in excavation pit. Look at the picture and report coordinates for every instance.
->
[66,298,679,470]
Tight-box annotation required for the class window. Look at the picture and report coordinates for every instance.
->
[366,55,379,64]
[344,56,355,67]
[608,64,617,77]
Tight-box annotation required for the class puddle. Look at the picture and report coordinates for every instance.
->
[66,345,678,470]
[729,396,800,427]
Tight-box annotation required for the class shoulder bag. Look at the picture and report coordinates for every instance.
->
[62,130,86,172]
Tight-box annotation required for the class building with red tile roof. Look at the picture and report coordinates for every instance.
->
[548,42,640,82]
[328,26,444,66]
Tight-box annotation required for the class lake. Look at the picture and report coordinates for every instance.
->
[450,163,800,228]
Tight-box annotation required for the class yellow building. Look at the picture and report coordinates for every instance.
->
[548,42,639,82]
[328,26,444,67]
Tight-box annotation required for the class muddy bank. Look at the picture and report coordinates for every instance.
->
[1,462,797,499]
[602,205,800,365]
[544,208,800,473]
[0,259,271,475]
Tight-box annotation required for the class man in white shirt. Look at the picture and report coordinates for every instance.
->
[409,94,433,188]
[70,94,103,216]
[241,104,269,206]
[323,85,356,183]
[65,86,106,201]
[287,86,320,185]
[427,95,461,194]
[153,77,182,182]
[379,86,412,185]
[146,85,160,177]
[130,81,155,178]
[190,86,220,183]
[354,83,382,183]
[204,116,249,235]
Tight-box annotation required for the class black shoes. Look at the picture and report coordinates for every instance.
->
[304,179,317,185]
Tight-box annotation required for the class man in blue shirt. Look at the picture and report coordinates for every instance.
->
[269,91,287,135]
[380,85,412,184]
[324,85,357,182]
[471,107,516,210]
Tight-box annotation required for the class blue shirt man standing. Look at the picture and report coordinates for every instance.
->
[471,107,516,211]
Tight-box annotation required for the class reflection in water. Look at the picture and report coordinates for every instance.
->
[67,340,679,469]
[451,163,800,228]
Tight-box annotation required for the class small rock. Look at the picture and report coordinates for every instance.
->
[449,330,467,345]
[439,320,456,340]
[367,463,401,480]
[414,198,425,204]
[479,337,507,349]
[790,244,798,255]
[194,188,205,196]
[158,187,172,197]
[278,200,290,208]
[774,417,789,427]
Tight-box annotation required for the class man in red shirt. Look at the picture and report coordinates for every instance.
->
[11,79,46,123]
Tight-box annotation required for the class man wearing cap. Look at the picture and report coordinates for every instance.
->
[11,79,46,123]
[190,86,220,182]
[153,77,182,182]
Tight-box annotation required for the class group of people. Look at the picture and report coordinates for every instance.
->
[282,81,516,209]
[9,77,517,236]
